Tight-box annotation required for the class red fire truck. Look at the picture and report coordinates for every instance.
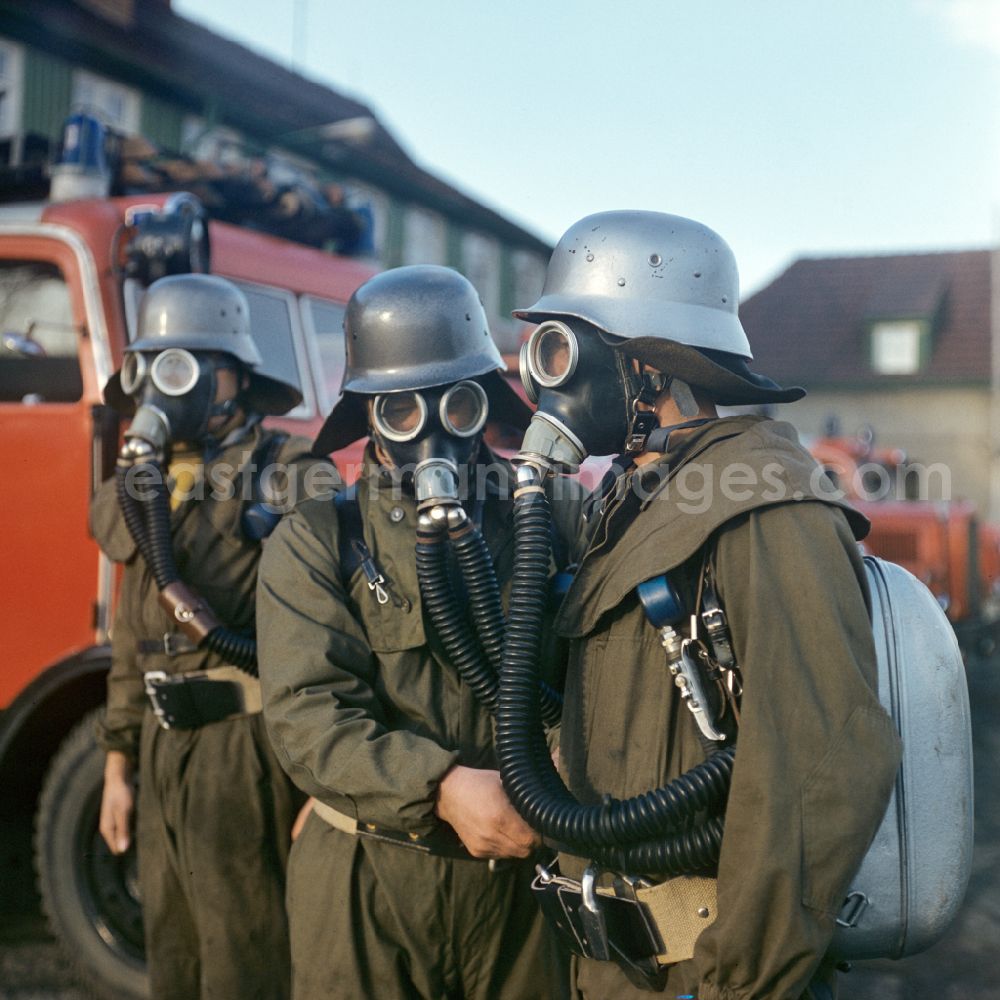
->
[809,432,1000,658]
[0,189,377,998]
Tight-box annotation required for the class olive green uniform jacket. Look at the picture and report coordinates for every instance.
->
[91,425,324,1000]
[256,450,587,1000]
[556,416,902,1000]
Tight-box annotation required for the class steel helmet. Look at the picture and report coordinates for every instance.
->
[104,273,302,415]
[515,210,751,356]
[516,211,803,405]
[315,265,531,453]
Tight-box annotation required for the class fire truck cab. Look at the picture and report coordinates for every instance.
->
[0,191,376,999]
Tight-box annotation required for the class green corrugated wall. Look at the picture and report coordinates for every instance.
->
[22,46,72,142]
[445,219,464,270]
[499,245,516,317]
[384,197,405,268]
[140,93,184,152]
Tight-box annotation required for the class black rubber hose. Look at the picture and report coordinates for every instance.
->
[204,626,257,673]
[449,525,506,669]
[141,466,180,590]
[495,483,734,876]
[449,522,563,727]
[416,520,498,712]
[116,461,157,568]
[117,455,258,675]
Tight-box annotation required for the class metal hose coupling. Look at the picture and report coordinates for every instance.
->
[123,403,172,459]
[515,413,587,475]
[414,457,461,513]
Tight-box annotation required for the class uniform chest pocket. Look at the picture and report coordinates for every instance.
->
[347,572,425,654]
[570,620,680,800]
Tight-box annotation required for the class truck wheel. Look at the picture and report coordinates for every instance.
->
[34,707,148,1000]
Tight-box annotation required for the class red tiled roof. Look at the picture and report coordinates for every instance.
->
[739,250,993,386]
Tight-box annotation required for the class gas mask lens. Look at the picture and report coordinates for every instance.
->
[440,381,488,437]
[520,321,579,403]
[374,391,428,442]
[374,381,488,443]
[120,351,148,396]
[150,348,200,396]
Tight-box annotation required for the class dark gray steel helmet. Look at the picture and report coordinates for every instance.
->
[104,273,302,415]
[515,210,803,405]
[315,265,531,454]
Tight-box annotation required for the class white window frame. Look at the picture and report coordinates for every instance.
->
[71,69,141,134]
[0,39,25,144]
[402,206,446,265]
[872,319,923,375]
[232,279,316,421]
[298,293,348,417]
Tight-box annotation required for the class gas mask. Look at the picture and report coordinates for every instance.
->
[120,348,242,456]
[370,379,489,510]
[518,320,661,471]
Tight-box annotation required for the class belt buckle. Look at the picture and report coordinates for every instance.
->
[143,670,172,729]
[579,866,611,961]
[162,632,185,656]
[532,864,589,957]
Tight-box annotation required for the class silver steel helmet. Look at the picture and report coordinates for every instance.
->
[514,210,752,359]
[104,274,302,415]
[315,265,531,454]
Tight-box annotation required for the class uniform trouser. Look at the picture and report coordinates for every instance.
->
[137,711,298,1000]
[287,811,570,1000]
[571,953,838,999]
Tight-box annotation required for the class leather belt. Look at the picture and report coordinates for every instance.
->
[138,632,199,656]
[312,800,494,864]
[531,861,717,990]
[143,666,262,730]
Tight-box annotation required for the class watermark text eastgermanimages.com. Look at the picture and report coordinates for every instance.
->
[120,456,953,514]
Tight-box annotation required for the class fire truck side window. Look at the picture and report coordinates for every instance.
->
[235,283,307,414]
[0,260,83,403]
[303,297,346,405]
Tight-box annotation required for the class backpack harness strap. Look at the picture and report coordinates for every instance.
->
[334,485,407,609]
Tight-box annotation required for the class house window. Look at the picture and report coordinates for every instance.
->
[0,260,82,403]
[302,295,347,410]
[512,249,546,315]
[462,232,500,322]
[72,70,140,134]
[402,207,446,265]
[0,40,24,144]
[871,320,923,375]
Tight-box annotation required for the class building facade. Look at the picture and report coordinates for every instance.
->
[740,248,1000,520]
[0,0,550,351]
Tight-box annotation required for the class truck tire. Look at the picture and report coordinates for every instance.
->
[34,707,148,1000]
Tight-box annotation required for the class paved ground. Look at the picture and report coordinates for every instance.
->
[3,655,999,999]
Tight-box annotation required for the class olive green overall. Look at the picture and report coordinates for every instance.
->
[93,426,319,1000]
[257,451,587,1000]
[554,417,901,1000]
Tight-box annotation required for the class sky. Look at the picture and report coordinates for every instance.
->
[173,0,1000,296]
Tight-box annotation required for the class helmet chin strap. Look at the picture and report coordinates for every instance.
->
[623,361,705,452]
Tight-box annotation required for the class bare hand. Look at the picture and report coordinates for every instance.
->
[99,751,135,855]
[291,797,315,842]
[435,766,541,859]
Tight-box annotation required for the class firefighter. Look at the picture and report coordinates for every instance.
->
[494,211,903,999]
[256,265,584,1000]
[92,274,320,1000]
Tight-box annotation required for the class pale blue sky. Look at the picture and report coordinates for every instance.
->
[175,0,1000,296]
